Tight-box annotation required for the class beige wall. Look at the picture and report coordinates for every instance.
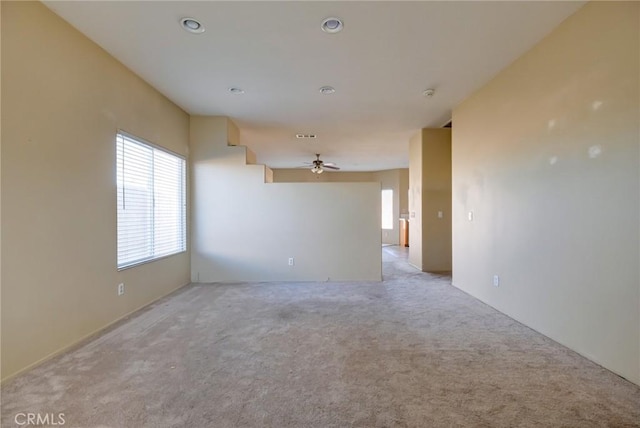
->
[398,168,409,219]
[0,3,3,377]
[273,168,409,245]
[272,169,375,183]
[192,117,381,282]
[408,133,423,268]
[452,1,639,384]
[1,2,191,381]
[408,129,452,271]
[421,129,452,272]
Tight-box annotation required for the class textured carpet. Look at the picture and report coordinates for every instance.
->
[2,247,639,427]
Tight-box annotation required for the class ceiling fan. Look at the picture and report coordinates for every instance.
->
[302,154,340,174]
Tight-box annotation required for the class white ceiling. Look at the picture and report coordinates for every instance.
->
[44,1,584,171]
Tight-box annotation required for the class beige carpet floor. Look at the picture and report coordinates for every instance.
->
[2,247,639,427]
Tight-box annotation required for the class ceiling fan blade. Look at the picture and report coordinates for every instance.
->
[322,162,337,167]
[323,165,340,170]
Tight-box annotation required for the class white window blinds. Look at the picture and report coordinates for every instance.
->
[116,132,186,270]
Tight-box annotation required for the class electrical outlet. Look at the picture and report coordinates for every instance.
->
[493,275,500,287]
[118,283,125,296]
[288,257,295,266]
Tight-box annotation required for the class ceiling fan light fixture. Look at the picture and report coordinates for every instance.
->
[180,17,205,34]
[321,17,344,34]
[304,154,338,173]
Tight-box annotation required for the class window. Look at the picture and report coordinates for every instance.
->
[116,132,186,269]
[381,189,393,230]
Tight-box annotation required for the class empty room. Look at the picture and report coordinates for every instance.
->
[1,1,639,427]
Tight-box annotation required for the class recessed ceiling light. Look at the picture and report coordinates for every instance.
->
[321,17,344,33]
[228,87,245,94]
[180,17,205,34]
[319,86,336,95]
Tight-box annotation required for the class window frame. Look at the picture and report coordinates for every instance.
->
[116,130,187,271]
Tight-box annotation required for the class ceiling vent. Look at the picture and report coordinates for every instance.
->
[296,134,317,139]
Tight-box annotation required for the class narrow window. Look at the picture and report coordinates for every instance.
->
[381,189,393,230]
[116,132,186,270]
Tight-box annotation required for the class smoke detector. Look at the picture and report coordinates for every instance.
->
[319,86,336,95]
[423,88,435,97]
